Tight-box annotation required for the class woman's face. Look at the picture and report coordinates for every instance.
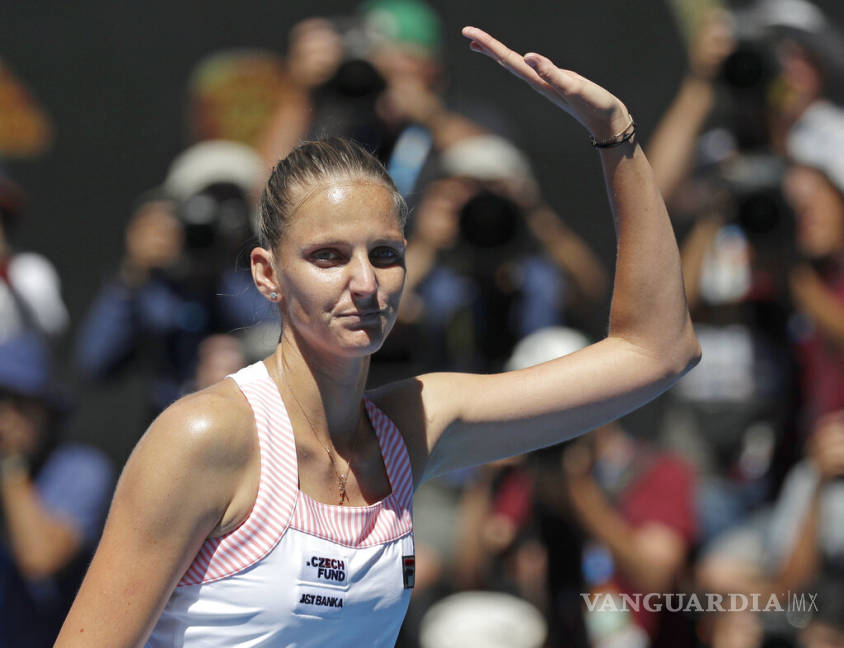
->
[784,166,844,259]
[275,181,406,357]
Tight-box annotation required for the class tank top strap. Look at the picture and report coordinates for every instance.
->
[177,361,298,586]
[363,397,415,508]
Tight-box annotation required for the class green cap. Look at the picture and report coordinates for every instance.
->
[361,0,442,55]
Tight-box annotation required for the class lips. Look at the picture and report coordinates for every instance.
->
[338,310,383,318]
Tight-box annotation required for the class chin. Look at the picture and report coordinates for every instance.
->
[336,316,401,356]
[338,330,389,357]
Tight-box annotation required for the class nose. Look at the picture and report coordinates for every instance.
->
[348,251,377,298]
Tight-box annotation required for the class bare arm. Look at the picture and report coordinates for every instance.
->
[523,201,609,305]
[647,9,735,202]
[697,413,844,599]
[647,78,716,203]
[55,383,257,647]
[0,465,82,579]
[374,27,700,485]
[774,413,844,591]
[562,445,688,593]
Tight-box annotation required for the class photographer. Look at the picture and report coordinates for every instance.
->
[696,410,844,645]
[398,134,607,373]
[74,142,271,430]
[0,335,113,646]
[260,1,486,198]
[646,0,844,542]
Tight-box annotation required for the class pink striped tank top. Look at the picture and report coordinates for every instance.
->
[146,361,415,647]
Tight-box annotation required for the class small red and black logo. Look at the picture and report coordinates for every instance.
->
[402,555,415,589]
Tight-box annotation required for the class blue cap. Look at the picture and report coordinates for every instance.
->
[0,334,67,410]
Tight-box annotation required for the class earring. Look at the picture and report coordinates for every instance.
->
[269,291,279,301]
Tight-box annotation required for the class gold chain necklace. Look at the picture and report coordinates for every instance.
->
[277,352,361,506]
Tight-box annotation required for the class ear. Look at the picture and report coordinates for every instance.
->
[250,246,281,302]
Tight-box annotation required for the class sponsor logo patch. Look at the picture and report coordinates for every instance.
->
[298,592,344,608]
[300,553,350,589]
[402,555,415,589]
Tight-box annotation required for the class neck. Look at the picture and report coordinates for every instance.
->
[272,329,370,447]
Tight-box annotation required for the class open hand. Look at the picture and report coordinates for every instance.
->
[688,9,735,80]
[462,26,630,140]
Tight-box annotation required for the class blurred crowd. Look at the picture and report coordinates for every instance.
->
[1,0,844,646]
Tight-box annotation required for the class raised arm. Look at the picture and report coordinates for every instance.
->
[374,27,700,484]
[647,9,735,202]
[54,383,257,647]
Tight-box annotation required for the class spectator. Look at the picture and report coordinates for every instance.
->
[399,328,592,647]
[697,410,844,645]
[182,333,246,396]
[783,162,844,433]
[798,574,844,648]
[560,421,698,648]
[260,1,487,200]
[397,137,607,373]
[0,335,113,646]
[644,3,844,540]
[75,141,273,424]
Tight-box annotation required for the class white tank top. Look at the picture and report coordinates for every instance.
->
[146,361,415,647]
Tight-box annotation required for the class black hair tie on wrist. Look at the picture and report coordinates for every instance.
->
[590,115,636,148]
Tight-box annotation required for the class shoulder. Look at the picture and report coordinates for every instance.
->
[367,373,446,433]
[141,378,256,475]
[109,378,257,538]
[117,378,256,515]
[8,252,60,285]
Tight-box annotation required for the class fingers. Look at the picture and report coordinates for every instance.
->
[462,26,513,64]
[461,25,627,134]
[462,26,555,93]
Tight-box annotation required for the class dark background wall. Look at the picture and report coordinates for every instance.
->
[3,0,844,347]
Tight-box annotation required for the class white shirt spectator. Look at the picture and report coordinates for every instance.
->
[0,252,69,341]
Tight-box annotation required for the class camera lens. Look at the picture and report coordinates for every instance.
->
[721,44,771,90]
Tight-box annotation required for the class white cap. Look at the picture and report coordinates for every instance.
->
[164,140,264,201]
[440,135,533,183]
[787,100,844,194]
[505,326,591,371]
[737,0,826,36]
[419,591,547,648]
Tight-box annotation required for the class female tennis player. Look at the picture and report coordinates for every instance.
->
[55,26,700,647]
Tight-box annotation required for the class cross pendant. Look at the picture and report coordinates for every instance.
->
[338,475,347,505]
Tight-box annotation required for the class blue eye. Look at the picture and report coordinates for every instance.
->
[370,247,403,266]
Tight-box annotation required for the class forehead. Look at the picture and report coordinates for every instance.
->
[283,181,403,243]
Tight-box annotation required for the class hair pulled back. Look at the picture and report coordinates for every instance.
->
[258,137,407,250]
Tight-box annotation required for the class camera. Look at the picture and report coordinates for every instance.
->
[308,17,387,152]
[178,181,251,254]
